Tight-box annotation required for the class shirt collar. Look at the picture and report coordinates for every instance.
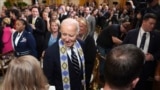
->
[17,31,23,36]
[140,27,149,34]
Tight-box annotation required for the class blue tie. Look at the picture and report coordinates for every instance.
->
[140,32,146,49]
[71,47,80,74]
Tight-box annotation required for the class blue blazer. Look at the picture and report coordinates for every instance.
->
[43,40,85,90]
[13,30,37,58]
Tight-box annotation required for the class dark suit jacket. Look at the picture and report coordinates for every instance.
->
[123,29,160,79]
[84,35,97,89]
[28,15,45,58]
[13,30,37,58]
[123,29,160,61]
[43,40,85,90]
[58,13,68,23]
[28,16,45,35]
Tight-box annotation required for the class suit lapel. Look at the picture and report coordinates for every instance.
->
[17,31,26,47]
[13,32,18,47]
[35,18,38,24]
[17,33,23,47]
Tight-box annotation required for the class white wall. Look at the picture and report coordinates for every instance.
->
[23,0,32,5]
[0,0,6,12]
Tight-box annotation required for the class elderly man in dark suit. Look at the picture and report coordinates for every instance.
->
[43,18,86,90]
[28,6,45,60]
[123,13,160,90]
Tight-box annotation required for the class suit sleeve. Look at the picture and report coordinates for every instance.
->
[43,48,55,85]
[27,33,37,57]
[152,32,160,61]
[84,36,97,86]
[122,31,131,44]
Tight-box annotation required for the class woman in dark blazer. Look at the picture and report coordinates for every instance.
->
[77,17,97,89]
[44,20,61,50]
[41,20,61,58]
[12,19,37,58]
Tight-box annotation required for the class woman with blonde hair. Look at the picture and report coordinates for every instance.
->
[77,17,90,40]
[50,11,60,25]
[1,17,13,54]
[43,20,61,50]
[1,55,55,90]
[41,20,61,58]
[77,17,97,90]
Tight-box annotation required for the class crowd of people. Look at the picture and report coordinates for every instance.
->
[0,0,160,90]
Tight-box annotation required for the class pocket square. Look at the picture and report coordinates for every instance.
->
[20,37,27,42]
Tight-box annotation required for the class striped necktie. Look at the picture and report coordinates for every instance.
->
[71,47,80,74]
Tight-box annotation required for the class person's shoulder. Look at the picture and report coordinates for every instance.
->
[24,30,32,36]
[108,24,119,30]
[128,28,138,33]
[152,30,160,37]
[37,16,43,20]
[85,35,94,41]
[77,39,85,45]
[4,26,11,30]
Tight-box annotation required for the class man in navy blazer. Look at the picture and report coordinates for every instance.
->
[123,13,160,90]
[43,18,86,90]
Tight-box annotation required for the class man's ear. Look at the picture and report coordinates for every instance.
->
[131,77,139,88]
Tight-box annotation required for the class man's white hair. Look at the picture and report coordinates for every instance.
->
[61,18,79,33]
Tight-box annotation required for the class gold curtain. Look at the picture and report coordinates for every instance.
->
[56,0,62,5]
[79,0,86,6]
[119,0,126,9]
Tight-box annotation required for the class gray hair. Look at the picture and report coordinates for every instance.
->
[61,18,79,33]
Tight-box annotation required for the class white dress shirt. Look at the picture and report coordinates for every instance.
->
[15,32,23,46]
[137,28,150,54]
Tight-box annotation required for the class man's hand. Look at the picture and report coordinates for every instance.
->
[145,53,154,61]
[30,24,36,30]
